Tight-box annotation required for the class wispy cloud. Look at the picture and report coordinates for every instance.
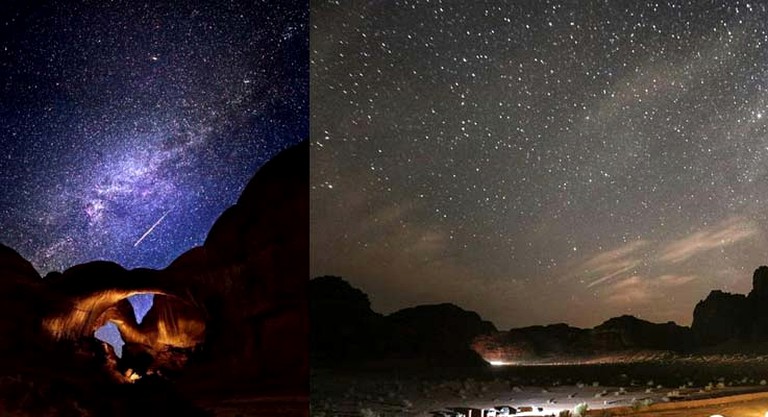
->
[604,276,651,305]
[580,240,649,288]
[656,274,696,286]
[604,273,697,307]
[659,217,758,264]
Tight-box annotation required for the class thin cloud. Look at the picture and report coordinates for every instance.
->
[659,217,758,264]
[602,273,698,310]
[604,276,652,305]
[580,240,649,288]
[656,274,696,287]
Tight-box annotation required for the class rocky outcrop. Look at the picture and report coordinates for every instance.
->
[591,315,693,351]
[387,303,496,366]
[751,266,768,299]
[690,266,768,344]
[313,266,768,366]
[310,276,385,364]
[310,277,495,367]
[472,323,585,363]
[0,244,46,357]
[692,290,749,345]
[507,323,588,356]
[472,317,693,363]
[166,140,309,388]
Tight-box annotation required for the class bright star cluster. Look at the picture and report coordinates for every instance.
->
[1,1,307,274]
[311,1,768,329]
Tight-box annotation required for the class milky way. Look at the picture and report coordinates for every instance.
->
[1,1,307,274]
[311,1,768,329]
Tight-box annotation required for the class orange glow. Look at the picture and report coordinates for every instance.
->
[43,290,205,351]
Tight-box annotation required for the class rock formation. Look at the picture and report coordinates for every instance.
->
[0,140,308,415]
[310,276,495,367]
[691,265,768,345]
[166,139,309,388]
[471,316,693,363]
[692,290,749,345]
[0,244,47,358]
[310,276,385,364]
[592,315,693,351]
[387,303,496,366]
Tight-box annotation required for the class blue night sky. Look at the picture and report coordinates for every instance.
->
[0,0,307,274]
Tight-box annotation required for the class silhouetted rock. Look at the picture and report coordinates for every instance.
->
[311,276,495,367]
[0,244,40,280]
[592,315,692,351]
[174,140,309,388]
[472,316,693,363]
[310,276,385,364]
[472,323,589,362]
[751,266,768,299]
[387,303,497,366]
[692,290,748,345]
[313,265,768,365]
[0,244,46,356]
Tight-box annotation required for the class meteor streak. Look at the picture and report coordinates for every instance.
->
[133,209,171,247]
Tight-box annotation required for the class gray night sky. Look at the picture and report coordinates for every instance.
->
[310,1,768,330]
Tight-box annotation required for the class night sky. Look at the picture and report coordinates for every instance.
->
[1,0,308,275]
[311,1,768,330]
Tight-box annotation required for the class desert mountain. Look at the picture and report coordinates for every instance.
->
[312,267,768,368]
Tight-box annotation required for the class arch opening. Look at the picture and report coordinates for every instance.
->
[127,293,154,324]
[94,321,125,358]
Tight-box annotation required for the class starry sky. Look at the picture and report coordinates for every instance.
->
[310,1,768,330]
[0,0,308,275]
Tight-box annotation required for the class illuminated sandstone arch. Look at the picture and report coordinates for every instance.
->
[43,284,207,382]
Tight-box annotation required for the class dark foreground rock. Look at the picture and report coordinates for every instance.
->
[692,266,768,347]
[310,276,496,368]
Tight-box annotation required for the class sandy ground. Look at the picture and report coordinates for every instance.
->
[311,359,768,416]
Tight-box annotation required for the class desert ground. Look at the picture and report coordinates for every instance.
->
[311,355,768,417]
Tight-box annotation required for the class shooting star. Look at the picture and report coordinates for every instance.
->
[134,209,171,247]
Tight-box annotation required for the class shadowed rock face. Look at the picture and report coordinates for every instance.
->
[473,323,588,362]
[167,140,309,388]
[310,276,495,368]
[0,141,308,412]
[751,266,768,299]
[310,276,385,363]
[0,245,46,356]
[387,303,497,365]
[692,290,749,345]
